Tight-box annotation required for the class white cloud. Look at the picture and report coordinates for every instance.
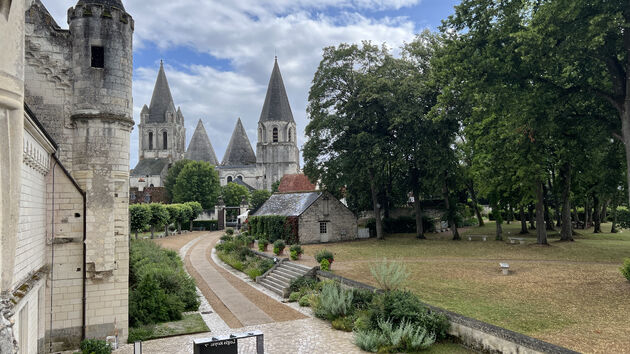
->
[42,0,420,167]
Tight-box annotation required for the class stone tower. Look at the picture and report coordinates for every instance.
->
[138,61,186,161]
[67,0,133,342]
[256,58,300,190]
[185,119,219,165]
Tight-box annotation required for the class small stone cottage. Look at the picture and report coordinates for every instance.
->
[254,191,358,244]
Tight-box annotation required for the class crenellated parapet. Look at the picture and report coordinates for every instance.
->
[67,3,134,30]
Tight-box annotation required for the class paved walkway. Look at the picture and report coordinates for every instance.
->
[188,234,273,326]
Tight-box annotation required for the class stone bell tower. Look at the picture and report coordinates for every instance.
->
[68,0,133,342]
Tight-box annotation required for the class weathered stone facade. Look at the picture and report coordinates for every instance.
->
[298,193,358,244]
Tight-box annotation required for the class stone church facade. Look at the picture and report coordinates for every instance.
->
[133,57,301,194]
[1,0,133,352]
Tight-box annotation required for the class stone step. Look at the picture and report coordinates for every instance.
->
[274,267,303,279]
[266,274,291,287]
[282,262,313,273]
[268,271,293,284]
[259,278,284,296]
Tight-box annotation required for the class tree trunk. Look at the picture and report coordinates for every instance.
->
[190,219,194,231]
[412,186,425,239]
[622,114,630,208]
[559,163,573,242]
[443,182,460,240]
[611,195,619,233]
[368,169,384,240]
[150,225,155,239]
[135,229,138,240]
[505,206,511,224]
[496,218,503,240]
[177,221,182,234]
[519,205,529,234]
[573,206,580,228]
[536,181,548,245]
[528,204,536,230]
[585,198,592,227]
[165,224,169,238]
[601,199,609,225]
[468,182,484,226]
[543,184,555,231]
[593,194,601,233]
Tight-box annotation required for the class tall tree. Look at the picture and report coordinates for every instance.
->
[172,161,220,209]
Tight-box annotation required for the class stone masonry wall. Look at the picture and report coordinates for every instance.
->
[45,162,84,351]
[299,194,357,244]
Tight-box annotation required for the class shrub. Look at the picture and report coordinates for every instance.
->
[258,239,269,252]
[354,329,387,353]
[127,326,153,342]
[290,244,303,255]
[313,282,354,320]
[289,276,317,293]
[298,294,311,307]
[332,316,355,332]
[351,289,374,310]
[80,339,112,354]
[220,234,234,242]
[246,268,262,280]
[320,258,331,271]
[290,250,299,260]
[368,290,449,340]
[370,259,409,291]
[273,240,286,255]
[383,215,436,234]
[621,258,630,281]
[225,227,234,235]
[376,319,436,352]
[289,292,301,302]
[315,249,334,263]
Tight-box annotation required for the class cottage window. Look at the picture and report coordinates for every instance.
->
[91,46,105,68]
[163,132,168,150]
[320,222,327,234]
[273,128,278,143]
[148,132,153,150]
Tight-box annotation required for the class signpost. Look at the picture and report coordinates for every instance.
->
[193,331,264,354]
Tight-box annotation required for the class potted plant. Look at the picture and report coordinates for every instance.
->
[273,240,286,256]
[258,239,269,252]
[246,236,255,248]
[290,245,304,260]
[315,249,334,268]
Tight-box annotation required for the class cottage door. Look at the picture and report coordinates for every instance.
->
[319,222,329,243]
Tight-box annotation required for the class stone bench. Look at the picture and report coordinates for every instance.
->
[508,237,526,244]
[499,262,510,275]
[467,234,488,241]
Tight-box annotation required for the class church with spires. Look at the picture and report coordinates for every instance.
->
[130,57,300,194]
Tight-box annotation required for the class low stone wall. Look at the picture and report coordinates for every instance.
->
[315,271,578,354]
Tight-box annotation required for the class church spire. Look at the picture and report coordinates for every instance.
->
[147,60,176,123]
[258,58,295,123]
[185,119,218,165]
[222,118,256,166]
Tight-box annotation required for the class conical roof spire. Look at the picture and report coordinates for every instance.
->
[147,60,176,123]
[221,118,256,166]
[185,120,219,165]
[258,58,295,123]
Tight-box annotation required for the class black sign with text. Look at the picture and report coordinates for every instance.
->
[194,338,237,354]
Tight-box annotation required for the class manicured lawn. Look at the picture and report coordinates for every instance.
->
[298,222,630,353]
[128,313,209,342]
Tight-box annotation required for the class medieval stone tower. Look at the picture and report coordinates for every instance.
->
[256,58,300,190]
[67,0,133,342]
[138,61,186,161]
[23,0,134,347]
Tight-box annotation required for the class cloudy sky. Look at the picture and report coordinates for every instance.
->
[46,0,460,168]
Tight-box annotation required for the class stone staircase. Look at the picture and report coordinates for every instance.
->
[257,261,314,297]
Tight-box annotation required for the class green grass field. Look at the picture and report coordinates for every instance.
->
[300,221,630,353]
[128,313,209,343]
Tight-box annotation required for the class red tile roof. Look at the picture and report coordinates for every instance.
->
[278,174,316,193]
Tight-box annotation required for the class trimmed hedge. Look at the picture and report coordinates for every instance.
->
[248,215,298,244]
[181,220,218,231]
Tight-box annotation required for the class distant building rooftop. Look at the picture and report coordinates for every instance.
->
[278,174,316,193]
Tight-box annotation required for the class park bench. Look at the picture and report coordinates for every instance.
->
[508,237,525,244]
[467,234,488,241]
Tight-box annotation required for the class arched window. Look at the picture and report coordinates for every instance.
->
[273,128,278,143]
[227,176,233,183]
[163,132,168,150]
[148,132,153,150]
[237,176,243,181]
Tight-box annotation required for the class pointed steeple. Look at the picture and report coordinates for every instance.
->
[185,120,219,165]
[147,60,176,123]
[258,58,295,123]
[222,118,256,166]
